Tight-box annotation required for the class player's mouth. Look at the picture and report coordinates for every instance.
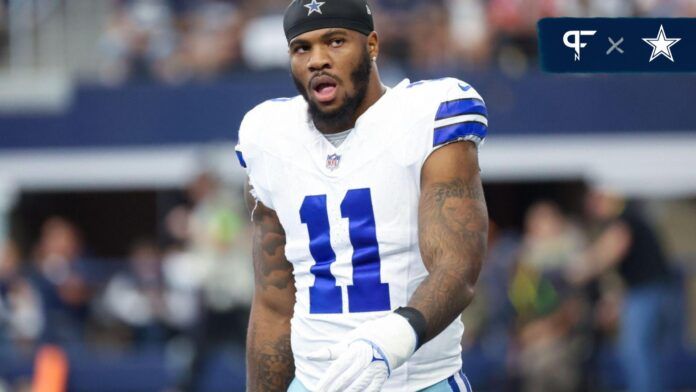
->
[309,74,338,104]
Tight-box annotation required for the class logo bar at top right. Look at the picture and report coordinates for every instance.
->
[538,18,696,73]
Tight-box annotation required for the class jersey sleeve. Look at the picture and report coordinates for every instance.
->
[235,106,275,209]
[430,78,488,151]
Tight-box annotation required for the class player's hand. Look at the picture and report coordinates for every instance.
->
[309,339,388,392]
[308,313,418,392]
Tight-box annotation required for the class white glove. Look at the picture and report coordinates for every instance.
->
[308,313,418,392]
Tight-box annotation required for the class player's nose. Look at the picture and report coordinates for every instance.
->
[307,47,331,72]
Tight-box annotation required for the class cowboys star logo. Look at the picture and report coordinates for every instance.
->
[304,0,325,16]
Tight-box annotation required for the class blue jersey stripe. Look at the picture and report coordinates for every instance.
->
[447,375,461,392]
[235,150,247,168]
[435,98,487,120]
[433,121,487,147]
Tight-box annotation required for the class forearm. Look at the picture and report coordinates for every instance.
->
[246,302,294,392]
[408,258,482,342]
[244,181,297,391]
[414,154,488,343]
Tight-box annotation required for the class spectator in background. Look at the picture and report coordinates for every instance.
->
[446,0,491,68]
[372,0,420,67]
[685,0,696,16]
[175,0,246,80]
[0,240,43,350]
[186,172,252,320]
[31,217,91,344]
[102,239,167,346]
[568,189,676,392]
[161,172,252,335]
[509,201,586,392]
[161,171,253,391]
[98,0,177,84]
[487,0,552,72]
[408,3,457,72]
[461,220,520,389]
[241,13,288,70]
[94,0,696,84]
[634,0,682,16]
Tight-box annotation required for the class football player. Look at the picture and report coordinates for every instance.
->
[237,1,488,390]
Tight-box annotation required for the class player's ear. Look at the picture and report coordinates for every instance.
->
[367,31,379,61]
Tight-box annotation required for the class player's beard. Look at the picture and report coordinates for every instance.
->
[293,47,371,133]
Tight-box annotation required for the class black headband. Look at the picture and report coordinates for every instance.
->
[283,0,375,42]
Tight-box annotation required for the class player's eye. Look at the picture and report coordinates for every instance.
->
[330,38,345,47]
[292,44,310,54]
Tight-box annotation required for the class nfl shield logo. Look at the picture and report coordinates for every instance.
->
[326,153,341,171]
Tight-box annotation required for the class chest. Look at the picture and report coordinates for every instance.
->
[266,113,420,238]
[272,145,420,253]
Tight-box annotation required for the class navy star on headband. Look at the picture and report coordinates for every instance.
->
[304,0,325,15]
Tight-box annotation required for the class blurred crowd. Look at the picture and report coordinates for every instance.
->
[0,172,252,390]
[1,0,695,81]
[464,190,685,392]
[96,0,696,84]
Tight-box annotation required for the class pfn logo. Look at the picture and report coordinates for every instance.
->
[563,30,597,61]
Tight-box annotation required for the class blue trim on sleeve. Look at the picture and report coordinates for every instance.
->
[235,150,247,168]
[433,122,487,147]
[435,98,487,121]
[447,375,461,392]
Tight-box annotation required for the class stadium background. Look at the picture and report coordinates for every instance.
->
[1,0,695,391]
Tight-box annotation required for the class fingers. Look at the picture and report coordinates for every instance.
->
[307,342,348,361]
[345,362,388,392]
[314,341,373,392]
[363,368,388,392]
[364,371,387,392]
[315,357,350,392]
[326,351,370,392]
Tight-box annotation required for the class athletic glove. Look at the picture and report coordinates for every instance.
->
[308,312,418,392]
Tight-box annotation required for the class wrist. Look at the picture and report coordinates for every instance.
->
[393,306,427,349]
[355,312,417,373]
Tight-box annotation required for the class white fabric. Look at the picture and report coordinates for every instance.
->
[235,78,486,390]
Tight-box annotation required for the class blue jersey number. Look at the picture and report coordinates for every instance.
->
[300,188,390,314]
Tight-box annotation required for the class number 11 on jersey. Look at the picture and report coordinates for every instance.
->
[300,188,391,314]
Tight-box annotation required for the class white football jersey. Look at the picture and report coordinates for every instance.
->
[236,77,487,391]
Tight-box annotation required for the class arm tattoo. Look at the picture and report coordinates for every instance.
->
[247,322,294,391]
[411,176,488,342]
[433,178,484,204]
[252,206,293,290]
[245,181,296,391]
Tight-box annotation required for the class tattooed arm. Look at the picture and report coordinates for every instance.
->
[245,180,296,391]
[409,141,488,343]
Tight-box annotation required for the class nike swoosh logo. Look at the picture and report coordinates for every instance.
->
[459,83,471,92]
